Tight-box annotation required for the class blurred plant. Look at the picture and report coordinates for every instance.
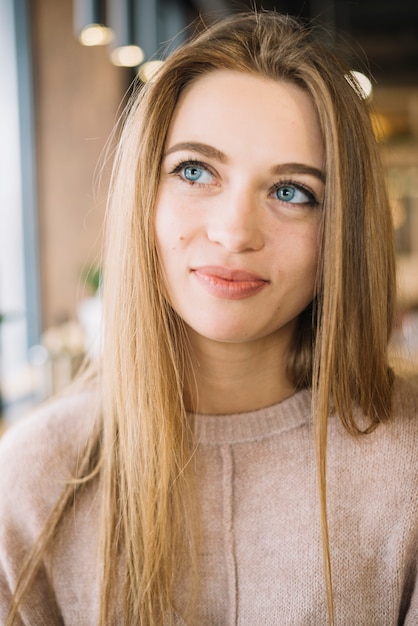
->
[82,265,103,296]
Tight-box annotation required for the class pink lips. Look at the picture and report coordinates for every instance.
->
[191,265,269,300]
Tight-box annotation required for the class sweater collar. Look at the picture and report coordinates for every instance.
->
[191,389,312,445]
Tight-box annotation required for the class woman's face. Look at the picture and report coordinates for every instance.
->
[155,70,324,351]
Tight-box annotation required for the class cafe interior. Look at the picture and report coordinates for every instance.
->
[1,0,418,429]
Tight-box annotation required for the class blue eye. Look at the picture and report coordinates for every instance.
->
[275,184,316,205]
[184,165,204,182]
[172,161,214,185]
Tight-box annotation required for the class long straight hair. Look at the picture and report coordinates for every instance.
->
[8,11,395,626]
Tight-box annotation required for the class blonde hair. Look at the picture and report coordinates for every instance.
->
[8,11,395,625]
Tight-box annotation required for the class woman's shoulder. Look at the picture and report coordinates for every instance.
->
[340,376,418,466]
[0,388,100,517]
[0,388,102,622]
[0,387,99,461]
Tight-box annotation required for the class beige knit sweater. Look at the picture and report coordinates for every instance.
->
[0,382,418,625]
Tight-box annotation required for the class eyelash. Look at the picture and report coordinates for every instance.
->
[170,159,213,185]
[169,159,320,206]
[271,180,319,207]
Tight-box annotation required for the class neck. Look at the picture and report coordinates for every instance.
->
[184,329,295,415]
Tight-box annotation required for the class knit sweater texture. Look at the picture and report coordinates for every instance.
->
[0,382,418,625]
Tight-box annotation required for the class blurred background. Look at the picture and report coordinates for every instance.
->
[1,0,418,426]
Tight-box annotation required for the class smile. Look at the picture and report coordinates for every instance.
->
[191,266,269,300]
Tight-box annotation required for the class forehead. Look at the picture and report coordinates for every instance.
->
[166,70,324,168]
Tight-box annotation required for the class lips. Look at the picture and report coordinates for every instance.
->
[191,265,269,300]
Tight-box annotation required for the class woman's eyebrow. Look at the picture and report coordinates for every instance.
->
[164,141,227,163]
[271,163,326,183]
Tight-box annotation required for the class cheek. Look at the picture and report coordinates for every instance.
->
[302,239,320,289]
[302,235,321,298]
[300,220,321,265]
[155,207,178,257]
[155,220,187,275]
[154,193,190,254]
[306,234,320,270]
[275,229,320,301]
[278,225,320,270]
[154,202,170,249]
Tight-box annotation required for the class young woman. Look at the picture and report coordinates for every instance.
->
[1,11,417,626]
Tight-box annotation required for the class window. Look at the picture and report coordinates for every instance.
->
[0,0,41,417]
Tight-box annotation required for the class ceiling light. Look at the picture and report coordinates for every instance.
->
[74,0,113,47]
[110,45,144,68]
[138,60,164,82]
[79,24,113,46]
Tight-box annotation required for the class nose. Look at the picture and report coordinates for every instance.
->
[206,188,264,253]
